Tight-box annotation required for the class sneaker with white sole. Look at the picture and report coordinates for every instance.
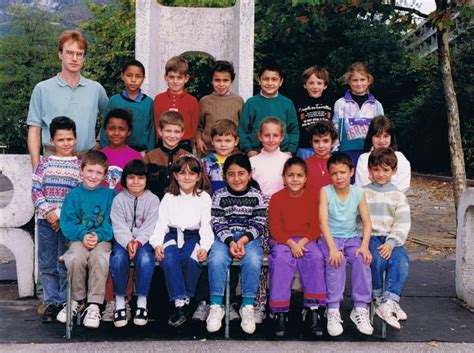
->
[113,308,128,328]
[206,305,225,332]
[327,308,343,336]
[192,301,210,321]
[229,304,240,321]
[240,305,256,334]
[350,307,374,335]
[253,306,266,324]
[102,300,115,322]
[392,301,407,321]
[376,299,401,329]
[83,304,102,329]
[56,300,85,324]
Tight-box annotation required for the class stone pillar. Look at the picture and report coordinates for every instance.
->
[456,188,474,308]
[135,0,255,100]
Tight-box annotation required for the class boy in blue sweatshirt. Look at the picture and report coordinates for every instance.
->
[56,150,116,329]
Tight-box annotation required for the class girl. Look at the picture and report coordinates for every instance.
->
[109,160,160,327]
[355,115,411,192]
[333,62,384,170]
[149,155,213,328]
[268,157,326,338]
[100,59,156,153]
[206,154,267,335]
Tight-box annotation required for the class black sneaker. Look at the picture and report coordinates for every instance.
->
[41,304,60,323]
[274,312,287,337]
[113,308,128,328]
[168,306,187,327]
[303,307,324,338]
[133,307,149,326]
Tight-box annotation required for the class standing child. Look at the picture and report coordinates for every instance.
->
[268,157,326,338]
[206,154,267,335]
[238,61,299,157]
[355,115,411,193]
[57,150,116,329]
[32,116,82,323]
[196,60,244,154]
[149,155,214,328]
[319,152,373,337]
[109,160,160,327]
[153,56,199,152]
[99,59,156,153]
[363,148,411,330]
[294,66,333,160]
[333,62,384,169]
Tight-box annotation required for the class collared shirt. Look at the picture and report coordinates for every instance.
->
[122,89,144,103]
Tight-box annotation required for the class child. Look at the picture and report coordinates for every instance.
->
[149,155,214,328]
[238,61,299,157]
[355,115,411,193]
[109,160,160,327]
[363,148,411,329]
[99,59,156,153]
[294,66,333,159]
[306,120,338,193]
[144,111,188,199]
[333,62,384,169]
[202,119,240,193]
[268,157,326,338]
[206,153,266,335]
[153,55,199,152]
[319,152,373,337]
[196,60,244,154]
[100,108,142,190]
[57,150,116,329]
[31,116,82,323]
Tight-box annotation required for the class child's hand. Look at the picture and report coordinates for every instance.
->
[51,220,60,233]
[196,138,207,154]
[284,151,293,156]
[154,245,164,261]
[247,150,258,158]
[236,237,249,258]
[83,233,98,250]
[127,240,138,260]
[328,248,344,268]
[287,240,306,258]
[45,211,59,226]
[197,248,208,262]
[356,246,372,265]
[378,243,393,260]
[229,241,241,259]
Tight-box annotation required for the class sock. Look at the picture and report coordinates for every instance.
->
[210,295,223,306]
[175,298,186,308]
[137,296,147,309]
[115,296,126,310]
[308,305,319,311]
[184,297,190,305]
[242,297,254,307]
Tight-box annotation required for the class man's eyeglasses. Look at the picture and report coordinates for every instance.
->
[63,50,85,59]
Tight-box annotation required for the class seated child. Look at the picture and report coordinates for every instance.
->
[149,155,214,328]
[206,154,266,335]
[32,116,81,322]
[363,148,411,329]
[319,152,373,337]
[196,60,244,154]
[294,66,333,159]
[144,111,188,199]
[57,150,116,329]
[109,160,161,327]
[355,115,411,193]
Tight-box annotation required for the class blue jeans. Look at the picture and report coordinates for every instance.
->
[37,219,67,305]
[160,228,202,301]
[369,236,409,302]
[109,241,155,297]
[208,232,263,299]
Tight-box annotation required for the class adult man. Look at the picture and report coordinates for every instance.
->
[27,30,108,169]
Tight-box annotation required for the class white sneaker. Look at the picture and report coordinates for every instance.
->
[83,304,102,329]
[56,300,85,324]
[393,301,408,321]
[376,299,401,329]
[253,305,266,324]
[206,305,225,332]
[239,305,256,334]
[350,307,374,335]
[327,308,344,336]
[229,304,240,321]
[192,301,210,321]
[102,300,115,322]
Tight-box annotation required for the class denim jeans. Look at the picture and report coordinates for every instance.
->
[37,219,67,305]
[369,236,409,302]
[109,241,155,297]
[208,232,263,299]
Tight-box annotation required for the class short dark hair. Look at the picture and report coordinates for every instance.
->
[310,120,338,143]
[327,152,354,171]
[120,159,150,189]
[368,148,398,170]
[50,116,76,139]
[212,60,235,81]
[81,150,108,172]
[282,156,307,176]
[166,155,210,196]
[258,59,283,78]
[364,115,398,152]
[103,108,133,131]
[121,59,145,76]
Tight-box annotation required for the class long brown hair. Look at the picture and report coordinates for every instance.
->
[165,155,210,196]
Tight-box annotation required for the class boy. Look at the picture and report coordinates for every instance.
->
[363,148,410,330]
[306,120,338,192]
[153,55,199,153]
[32,116,82,323]
[196,60,244,154]
[57,150,116,329]
[319,152,373,337]
[144,111,188,199]
[238,61,299,157]
[294,66,333,159]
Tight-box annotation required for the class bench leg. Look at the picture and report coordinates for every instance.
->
[225,267,230,339]
[66,270,72,339]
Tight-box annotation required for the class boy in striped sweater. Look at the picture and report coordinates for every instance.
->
[362,147,411,330]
